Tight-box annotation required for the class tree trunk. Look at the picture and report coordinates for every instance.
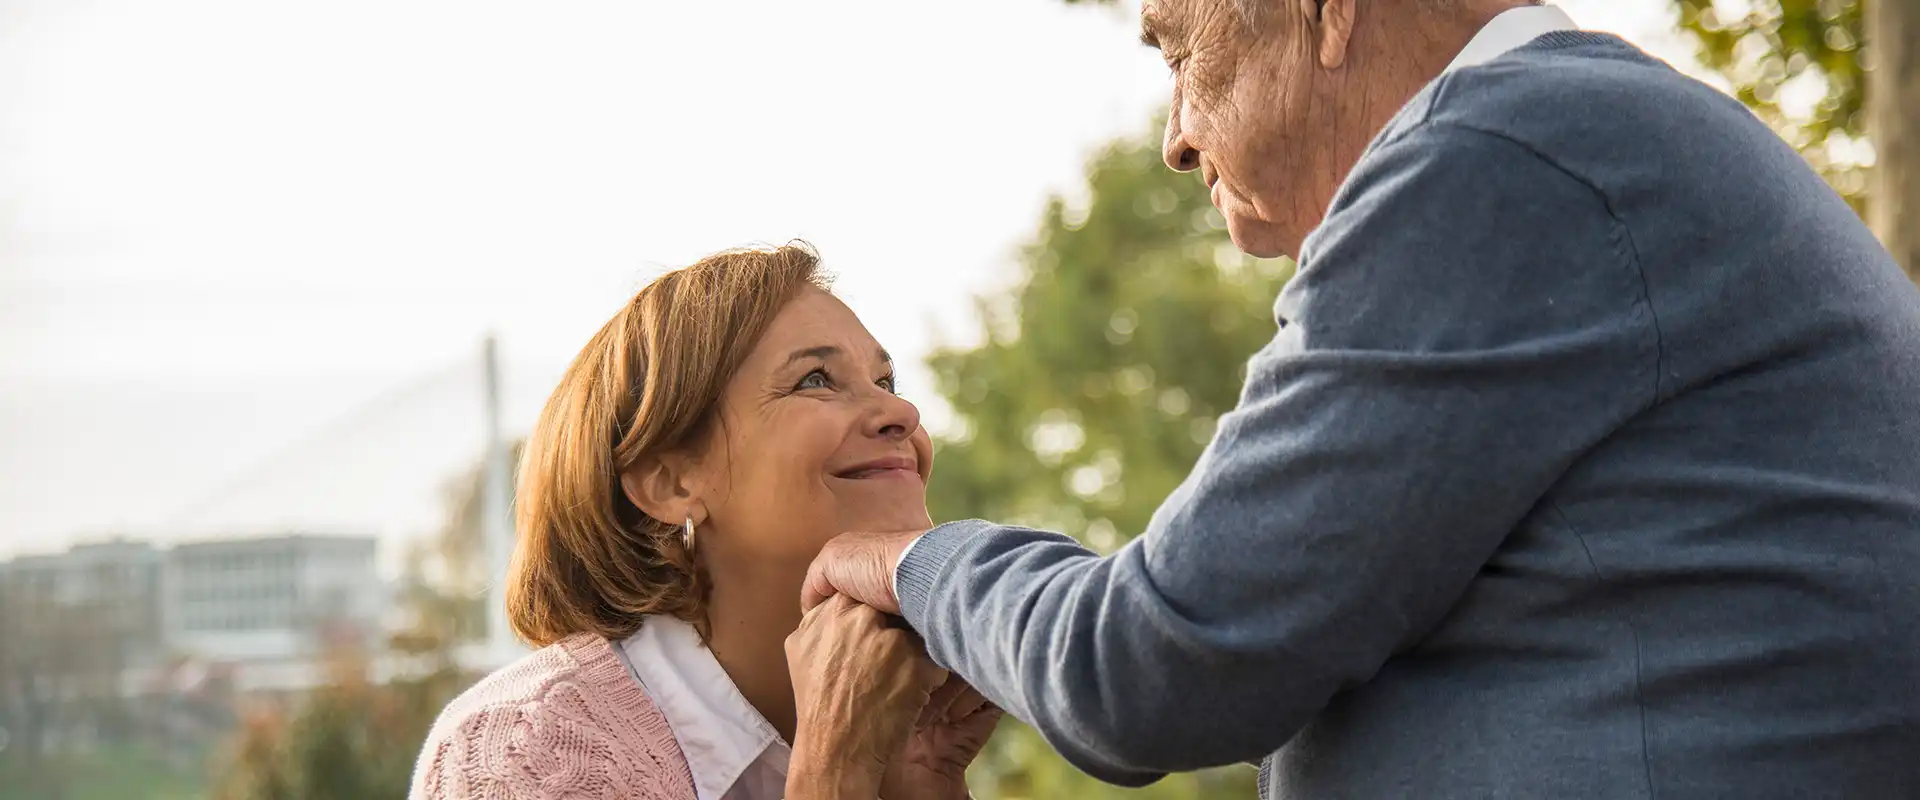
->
[1869,0,1920,283]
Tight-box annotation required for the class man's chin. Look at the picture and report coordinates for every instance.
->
[1224,215,1295,260]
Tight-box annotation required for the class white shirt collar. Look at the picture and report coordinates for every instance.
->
[619,616,791,800]
[1442,4,1578,74]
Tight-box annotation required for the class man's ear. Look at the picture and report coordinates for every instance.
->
[621,454,700,528]
[1315,0,1356,70]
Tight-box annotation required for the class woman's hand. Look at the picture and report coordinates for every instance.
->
[879,675,1004,800]
[785,594,948,799]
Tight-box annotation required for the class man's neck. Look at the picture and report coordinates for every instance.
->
[1388,0,1531,83]
[703,557,807,743]
[1339,0,1534,143]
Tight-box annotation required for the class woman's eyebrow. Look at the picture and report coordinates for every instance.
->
[781,345,892,368]
[782,346,840,368]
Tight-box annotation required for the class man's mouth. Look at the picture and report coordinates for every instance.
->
[831,455,919,480]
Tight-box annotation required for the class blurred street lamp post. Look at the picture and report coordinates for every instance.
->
[481,335,520,667]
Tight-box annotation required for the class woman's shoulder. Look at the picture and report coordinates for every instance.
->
[410,634,696,800]
[431,634,636,722]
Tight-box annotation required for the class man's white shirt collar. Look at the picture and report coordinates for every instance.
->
[619,616,791,800]
[1443,4,1578,74]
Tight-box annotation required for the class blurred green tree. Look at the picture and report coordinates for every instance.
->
[390,440,526,661]
[213,655,466,800]
[219,711,293,800]
[926,122,1290,798]
[1669,0,1920,281]
[924,134,1290,547]
[1671,0,1869,208]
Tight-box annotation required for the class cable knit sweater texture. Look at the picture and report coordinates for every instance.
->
[410,633,697,800]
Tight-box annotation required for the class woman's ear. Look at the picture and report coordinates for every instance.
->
[621,455,700,528]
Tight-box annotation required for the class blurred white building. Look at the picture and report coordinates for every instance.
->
[0,533,384,669]
[162,534,383,664]
[1,538,167,667]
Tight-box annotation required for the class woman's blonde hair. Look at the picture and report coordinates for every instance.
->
[506,242,828,647]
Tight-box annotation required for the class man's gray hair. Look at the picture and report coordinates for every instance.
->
[1230,0,1499,28]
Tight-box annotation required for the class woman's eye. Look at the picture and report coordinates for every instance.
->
[796,369,832,391]
[878,374,898,395]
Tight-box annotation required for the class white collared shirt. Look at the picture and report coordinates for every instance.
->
[617,616,791,800]
[1442,4,1578,74]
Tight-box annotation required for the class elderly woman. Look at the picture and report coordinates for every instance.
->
[410,243,1000,800]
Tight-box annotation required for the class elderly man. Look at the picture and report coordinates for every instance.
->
[805,0,1920,797]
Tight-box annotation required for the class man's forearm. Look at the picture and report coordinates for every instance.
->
[896,519,1308,784]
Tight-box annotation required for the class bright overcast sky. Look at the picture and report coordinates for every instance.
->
[0,0,1695,559]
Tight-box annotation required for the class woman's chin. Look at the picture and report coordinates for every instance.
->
[836,506,934,535]
[829,482,932,533]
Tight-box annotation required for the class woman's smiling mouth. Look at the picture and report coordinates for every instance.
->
[831,455,920,480]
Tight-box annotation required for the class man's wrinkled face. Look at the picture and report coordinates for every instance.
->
[1145,0,1339,259]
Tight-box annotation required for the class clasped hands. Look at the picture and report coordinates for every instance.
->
[785,531,1000,800]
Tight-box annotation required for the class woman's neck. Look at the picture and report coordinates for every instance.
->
[702,559,807,743]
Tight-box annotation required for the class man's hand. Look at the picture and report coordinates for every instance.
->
[802,529,925,614]
[880,675,1004,800]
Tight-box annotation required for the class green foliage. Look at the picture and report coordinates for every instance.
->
[927,122,1288,798]
[213,660,469,800]
[391,439,525,661]
[926,127,1291,545]
[970,715,1259,800]
[1672,0,1868,208]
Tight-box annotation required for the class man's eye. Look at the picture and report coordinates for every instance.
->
[796,370,832,390]
[878,374,898,395]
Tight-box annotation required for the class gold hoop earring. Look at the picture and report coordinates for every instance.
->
[683,514,697,554]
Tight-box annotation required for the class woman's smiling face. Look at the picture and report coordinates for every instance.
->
[688,287,934,568]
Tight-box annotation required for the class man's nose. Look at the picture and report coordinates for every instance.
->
[1163,97,1200,172]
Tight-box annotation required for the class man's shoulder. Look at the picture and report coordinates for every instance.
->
[1377,33,1754,168]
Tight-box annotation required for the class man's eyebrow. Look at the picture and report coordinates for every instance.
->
[1139,16,1163,50]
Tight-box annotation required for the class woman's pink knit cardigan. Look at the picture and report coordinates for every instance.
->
[410,633,697,800]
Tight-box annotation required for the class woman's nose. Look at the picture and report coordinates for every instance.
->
[866,390,921,440]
